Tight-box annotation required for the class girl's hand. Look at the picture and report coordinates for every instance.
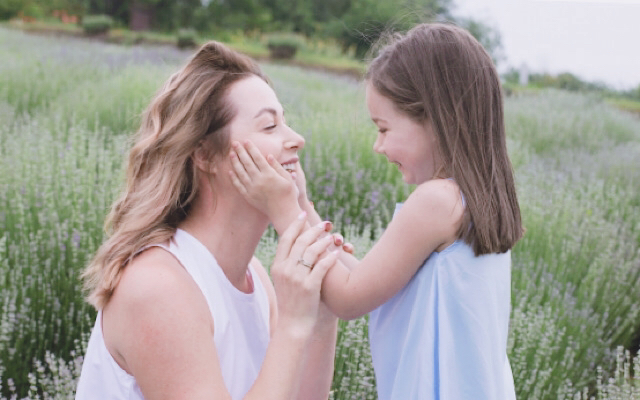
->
[229,140,301,232]
[271,213,340,338]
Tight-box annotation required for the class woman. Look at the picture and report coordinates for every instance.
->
[76,41,341,400]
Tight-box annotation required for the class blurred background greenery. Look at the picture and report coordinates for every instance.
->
[1,1,640,399]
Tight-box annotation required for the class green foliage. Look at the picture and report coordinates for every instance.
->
[266,32,305,59]
[176,27,197,49]
[0,0,22,20]
[2,27,640,399]
[21,2,45,19]
[81,14,114,35]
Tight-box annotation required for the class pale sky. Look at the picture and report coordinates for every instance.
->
[452,0,640,90]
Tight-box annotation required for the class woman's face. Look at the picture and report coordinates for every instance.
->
[223,75,305,177]
[365,82,438,185]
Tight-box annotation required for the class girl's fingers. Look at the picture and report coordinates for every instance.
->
[273,212,308,263]
[243,140,272,172]
[228,169,248,196]
[332,233,344,247]
[233,141,261,176]
[266,154,295,181]
[229,149,252,186]
[343,242,355,254]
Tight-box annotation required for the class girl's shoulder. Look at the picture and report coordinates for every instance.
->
[402,179,465,245]
[408,178,464,214]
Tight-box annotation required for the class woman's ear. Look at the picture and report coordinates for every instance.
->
[192,142,218,174]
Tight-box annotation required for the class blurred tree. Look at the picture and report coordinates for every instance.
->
[458,17,503,65]
[0,0,23,20]
[323,0,453,58]
[87,0,128,23]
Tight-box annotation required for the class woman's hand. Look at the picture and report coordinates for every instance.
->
[229,140,302,233]
[271,213,340,339]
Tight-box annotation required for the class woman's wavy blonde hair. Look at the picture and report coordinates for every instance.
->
[83,41,266,309]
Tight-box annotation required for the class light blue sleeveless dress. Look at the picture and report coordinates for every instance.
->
[368,203,516,400]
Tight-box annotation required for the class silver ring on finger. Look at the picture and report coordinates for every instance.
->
[297,258,314,270]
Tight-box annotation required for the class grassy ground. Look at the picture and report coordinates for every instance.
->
[1,18,365,78]
[1,27,640,399]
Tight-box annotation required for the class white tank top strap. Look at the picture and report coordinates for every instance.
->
[76,229,272,400]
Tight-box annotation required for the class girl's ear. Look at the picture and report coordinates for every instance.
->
[192,142,218,174]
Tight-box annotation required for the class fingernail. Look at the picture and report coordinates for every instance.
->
[298,211,307,219]
[230,151,236,158]
[232,141,239,148]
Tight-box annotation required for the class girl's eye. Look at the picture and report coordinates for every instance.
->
[378,128,388,134]
[264,124,277,131]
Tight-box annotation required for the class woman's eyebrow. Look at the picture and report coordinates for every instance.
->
[254,108,278,119]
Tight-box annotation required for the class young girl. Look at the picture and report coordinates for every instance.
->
[75,41,345,400]
[230,23,523,399]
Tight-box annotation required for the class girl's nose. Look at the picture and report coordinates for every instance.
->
[373,134,383,154]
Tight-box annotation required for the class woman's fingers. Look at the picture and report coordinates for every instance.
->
[296,234,334,270]
[289,221,332,262]
[273,212,308,264]
[307,249,339,285]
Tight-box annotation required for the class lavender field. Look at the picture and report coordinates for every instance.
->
[1,27,640,399]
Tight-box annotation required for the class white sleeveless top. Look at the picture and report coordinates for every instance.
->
[76,229,271,399]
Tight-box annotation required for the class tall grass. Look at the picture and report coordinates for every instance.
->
[1,27,640,398]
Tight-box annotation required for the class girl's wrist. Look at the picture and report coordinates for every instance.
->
[270,204,305,235]
[299,199,322,226]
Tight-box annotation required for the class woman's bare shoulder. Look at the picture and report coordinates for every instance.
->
[105,246,213,342]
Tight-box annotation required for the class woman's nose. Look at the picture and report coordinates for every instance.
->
[285,126,305,150]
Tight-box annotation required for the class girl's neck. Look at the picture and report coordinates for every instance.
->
[179,190,269,293]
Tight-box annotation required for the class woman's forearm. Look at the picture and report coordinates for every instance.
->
[243,327,310,400]
[296,304,339,400]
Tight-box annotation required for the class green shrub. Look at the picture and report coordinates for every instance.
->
[267,33,305,59]
[82,14,113,36]
[0,0,22,20]
[176,28,197,49]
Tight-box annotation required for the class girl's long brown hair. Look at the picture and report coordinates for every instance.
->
[83,41,266,309]
[366,23,523,255]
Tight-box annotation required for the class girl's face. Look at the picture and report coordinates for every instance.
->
[365,82,439,185]
[223,75,305,176]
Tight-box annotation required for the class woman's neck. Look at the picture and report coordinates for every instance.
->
[179,191,269,292]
